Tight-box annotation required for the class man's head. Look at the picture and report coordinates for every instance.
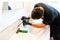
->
[31,7,44,19]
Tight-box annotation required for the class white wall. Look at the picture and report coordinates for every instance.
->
[8,0,60,16]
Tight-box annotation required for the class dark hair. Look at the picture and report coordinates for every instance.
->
[31,7,44,19]
[34,3,43,8]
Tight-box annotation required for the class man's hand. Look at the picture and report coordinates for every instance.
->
[23,19,32,26]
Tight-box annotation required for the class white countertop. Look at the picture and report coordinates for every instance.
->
[0,9,29,32]
[9,25,50,40]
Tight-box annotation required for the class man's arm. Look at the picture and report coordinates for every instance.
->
[31,23,46,28]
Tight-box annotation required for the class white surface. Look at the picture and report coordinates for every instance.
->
[9,18,50,40]
[0,9,29,32]
[9,25,50,40]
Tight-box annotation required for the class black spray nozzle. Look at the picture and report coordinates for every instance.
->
[21,16,30,26]
[21,16,30,20]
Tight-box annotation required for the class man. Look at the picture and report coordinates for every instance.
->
[23,3,60,40]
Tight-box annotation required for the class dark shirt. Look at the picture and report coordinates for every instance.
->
[38,3,60,37]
